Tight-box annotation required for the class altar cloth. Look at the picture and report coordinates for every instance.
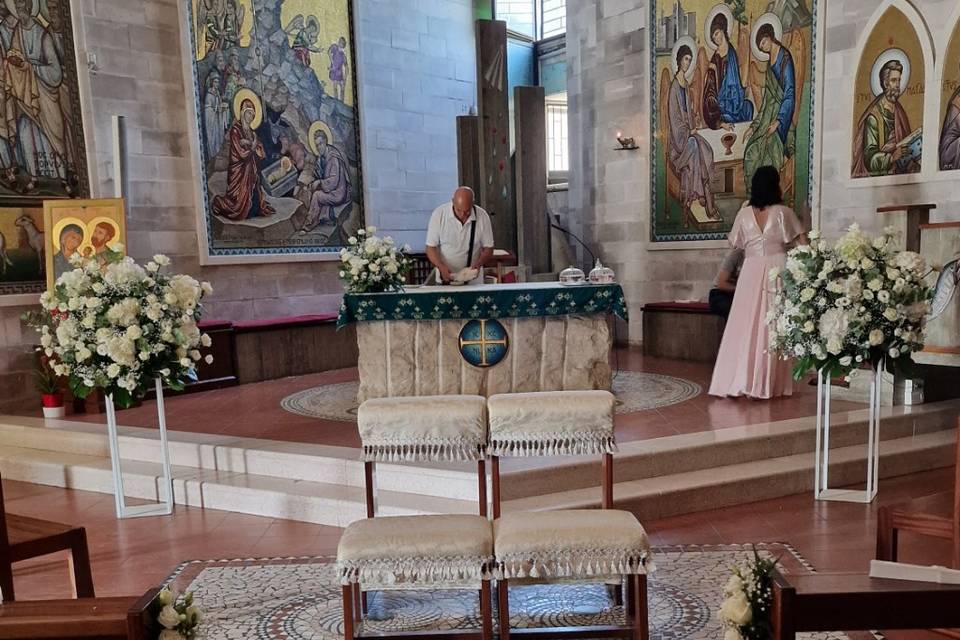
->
[337,282,628,329]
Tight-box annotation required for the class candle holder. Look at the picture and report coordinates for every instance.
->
[615,133,638,151]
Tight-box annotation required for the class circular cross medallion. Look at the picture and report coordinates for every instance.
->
[458,319,509,368]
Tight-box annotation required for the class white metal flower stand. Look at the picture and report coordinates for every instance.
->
[104,378,174,519]
[814,360,883,503]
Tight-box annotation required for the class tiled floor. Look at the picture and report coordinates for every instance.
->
[42,349,864,446]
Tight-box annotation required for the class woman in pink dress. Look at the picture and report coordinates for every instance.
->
[709,166,808,398]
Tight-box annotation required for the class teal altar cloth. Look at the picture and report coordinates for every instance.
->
[342,282,628,402]
[337,282,628,329]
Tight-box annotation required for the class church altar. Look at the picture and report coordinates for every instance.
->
[337,282,628,402]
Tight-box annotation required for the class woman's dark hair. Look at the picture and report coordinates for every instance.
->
[749,165,783,208]
[710,13,728,41]
[676,45,692,67]
[755,23,778,48]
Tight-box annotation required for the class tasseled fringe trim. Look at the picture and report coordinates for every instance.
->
[487,434,617,457]
[338,556,494,585]
[494,549,654,579]
[361,441,486,462]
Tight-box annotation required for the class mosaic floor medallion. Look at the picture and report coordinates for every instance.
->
[163,544,856,640]
[280,371,702,423]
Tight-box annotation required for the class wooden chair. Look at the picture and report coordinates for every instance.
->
[340,395,493,640]
[876,418,960,569]
[0,588,159,640]
[0,472,95,601]
[488,391,652,640]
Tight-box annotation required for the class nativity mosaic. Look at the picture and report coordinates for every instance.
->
[184,0,363,262]
[650,0,816,243]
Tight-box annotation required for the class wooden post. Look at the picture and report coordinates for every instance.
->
[632,574,649,640]
[480,585,493,640]
[457,115,482,196]
[876,203,935,252]
[364,461,375,518]
[771,570,796,640]
[602,453,614,509]
[514,85,550,274]
[491,456,501,519]
[478,459,487,517]
[475,19,515,252]
[497,580,510,640]
[876,506,897,562]
[342,585,355,640]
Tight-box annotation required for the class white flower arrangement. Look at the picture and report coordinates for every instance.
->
[338,226,412,293]
[719,547,778,640]
[28,249,214,408]
[768,224,933,379]
[156,587,201,639]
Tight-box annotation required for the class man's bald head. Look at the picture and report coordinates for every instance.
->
[452,186,474,218]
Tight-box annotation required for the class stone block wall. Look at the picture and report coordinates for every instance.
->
[567,0,724,343]
[0,0,476,413]
[567,0,960,345]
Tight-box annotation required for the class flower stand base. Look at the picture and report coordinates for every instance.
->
[105,378,174,519]
[814,362,883,504]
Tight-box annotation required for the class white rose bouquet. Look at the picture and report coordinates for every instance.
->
[768,224,933,379]
[155,586,202,639]
[28,250,214,408]
[339,226,412,293]
[719,547,778,640]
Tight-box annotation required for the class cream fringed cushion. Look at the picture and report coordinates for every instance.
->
[487,391,616,457]
[493,510,653,579]
[358,395,487,461]
[337,515,493,586]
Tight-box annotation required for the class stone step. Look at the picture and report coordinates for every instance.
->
[502,428,957,520]
[0,444,477,527]
[0,415,479,502]
[497,399,960,501]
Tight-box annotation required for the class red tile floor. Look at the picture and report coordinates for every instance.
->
[49,348,864,447]
[5,467,955,639]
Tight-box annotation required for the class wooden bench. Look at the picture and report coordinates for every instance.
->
[770,569,960,639]
[1,473,94,602]
[876,418,958,585]
[641,302,725,362]
[233,313,357,384]
[0,588,159,640]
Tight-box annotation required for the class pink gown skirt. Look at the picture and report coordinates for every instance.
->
[708,253,794,399]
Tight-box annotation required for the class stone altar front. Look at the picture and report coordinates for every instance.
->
[337,283,627,402]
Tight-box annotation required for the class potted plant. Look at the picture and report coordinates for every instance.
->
[35,357,64,418]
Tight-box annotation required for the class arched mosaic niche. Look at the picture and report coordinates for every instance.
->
[851,4,927,180]
[938,15,960,171]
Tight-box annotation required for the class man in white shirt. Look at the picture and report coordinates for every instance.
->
[425,186,494,284]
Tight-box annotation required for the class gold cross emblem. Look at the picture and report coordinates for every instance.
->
[459,319,509,367]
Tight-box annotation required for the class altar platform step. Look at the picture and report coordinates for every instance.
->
[502,427,956,519]
[498,399,960,502]
[0,442,475,526]
[0,400,956,525]
[0,415,479,526]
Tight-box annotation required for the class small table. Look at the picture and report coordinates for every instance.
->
[771,569,960,639]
